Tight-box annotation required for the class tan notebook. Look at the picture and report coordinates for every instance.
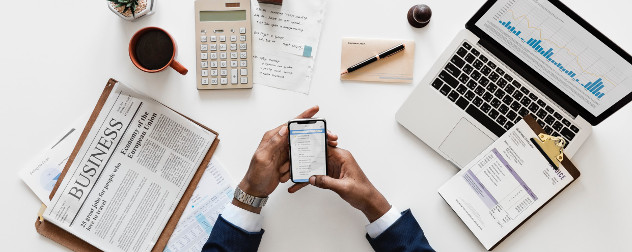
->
[340,37,415,83]
[35,78,220,252]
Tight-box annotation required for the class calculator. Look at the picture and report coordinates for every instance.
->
[195,0,253,89]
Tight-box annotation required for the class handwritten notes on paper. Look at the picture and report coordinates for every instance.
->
[251,0,326,94]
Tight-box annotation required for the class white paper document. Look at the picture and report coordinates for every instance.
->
[44,81,216,252]
[164,157,234,252]
[19,114,89,205]
[251,0,326,94]
[438,120,575,250]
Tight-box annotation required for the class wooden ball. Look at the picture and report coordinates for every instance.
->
[408,4,432,28]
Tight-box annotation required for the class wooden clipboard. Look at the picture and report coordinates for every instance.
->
[488,114,580,250]
[34,78,221,252]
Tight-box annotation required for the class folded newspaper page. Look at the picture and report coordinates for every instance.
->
[44,81,216,252]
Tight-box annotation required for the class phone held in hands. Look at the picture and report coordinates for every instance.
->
[288,118,328,183]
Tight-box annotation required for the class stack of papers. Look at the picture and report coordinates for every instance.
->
[19,114,89,205]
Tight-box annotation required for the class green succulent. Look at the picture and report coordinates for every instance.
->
[108,0,140,17]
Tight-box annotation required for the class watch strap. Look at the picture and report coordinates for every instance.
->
[234,186,268,208]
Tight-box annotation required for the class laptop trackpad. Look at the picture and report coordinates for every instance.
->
[439,118,494,168]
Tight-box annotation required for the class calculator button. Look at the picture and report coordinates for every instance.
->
[201,36,207,42]
[230,52,238,59]
[221,78,228,85]
[210,53,217,60]
[220,61,227,68]
[201,61,208,68]
[240,52,247,59]
[219,35,226,42]
[211,78,218,85]
[240,35,246,41]
[220,52,227,59]
[240,60,247,67]
[231,69,238,84]
[211,69,218,76]
[241,68,248,76]
[219,44,227,51]
[201,78,209,85]
[231,61,238,67]
[241,77,248,84]
[220,69,228,76]
[210,36,217,42]
[201,44,208,51]
[210,44,217,51]
[230,35,237,42]
[240,27,246,34]
[200,53,208,60]
[230,43,237,51]
[239,43,247,50]
[210,61,218,68]
[201,69,208,77]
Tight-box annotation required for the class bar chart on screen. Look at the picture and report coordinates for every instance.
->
[497,19,608,98]
[486,0,632,106]
[496,17,611,99]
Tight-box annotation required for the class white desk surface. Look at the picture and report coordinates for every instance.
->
[1,0,630,251]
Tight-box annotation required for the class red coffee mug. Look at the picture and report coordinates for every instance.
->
[129,27,188,75]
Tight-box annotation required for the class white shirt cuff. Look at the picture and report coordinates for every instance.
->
[365,206,401,239]
[220,203,263,233]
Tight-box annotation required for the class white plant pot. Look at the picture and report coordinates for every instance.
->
[108,0,155,21]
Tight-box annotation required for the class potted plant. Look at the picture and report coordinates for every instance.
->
[107,0,155,21]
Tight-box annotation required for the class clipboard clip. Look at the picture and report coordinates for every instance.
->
[531,133,566,169]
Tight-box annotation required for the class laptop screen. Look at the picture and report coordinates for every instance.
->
[474,0,632,118]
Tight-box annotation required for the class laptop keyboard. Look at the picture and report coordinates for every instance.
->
[431,41,580,144]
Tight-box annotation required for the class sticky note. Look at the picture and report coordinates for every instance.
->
[303,45,313,57]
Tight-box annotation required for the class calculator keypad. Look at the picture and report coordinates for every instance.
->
[199,27,249,87]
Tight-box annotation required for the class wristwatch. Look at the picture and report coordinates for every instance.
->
[234,186,268,208]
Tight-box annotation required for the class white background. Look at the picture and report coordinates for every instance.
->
[1,0,630,251]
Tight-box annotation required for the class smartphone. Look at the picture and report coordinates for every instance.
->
[288,118,327,183]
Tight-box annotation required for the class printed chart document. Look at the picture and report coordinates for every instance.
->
[43,82,216,252]
[438,119,577,250]
[19,114,89,205]
[165,157,234,252]
[251,0,326,94]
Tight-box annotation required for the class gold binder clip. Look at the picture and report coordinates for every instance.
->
[531,133,566,169]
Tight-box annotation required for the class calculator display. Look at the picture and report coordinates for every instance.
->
[200,11,246,22]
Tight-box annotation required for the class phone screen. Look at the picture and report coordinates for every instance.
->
[289,120,327,182]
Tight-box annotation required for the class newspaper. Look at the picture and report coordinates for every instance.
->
[43,81,216,252]
[165,157,234,252]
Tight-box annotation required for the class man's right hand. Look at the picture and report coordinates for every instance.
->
[289,147,392,222]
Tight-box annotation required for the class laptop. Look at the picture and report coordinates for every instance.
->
[396,0,632,168]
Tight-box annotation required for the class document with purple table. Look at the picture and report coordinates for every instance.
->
[438,118,580,250]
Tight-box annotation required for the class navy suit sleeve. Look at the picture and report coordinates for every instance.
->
[365,209,435,252]
[202,215,264,252]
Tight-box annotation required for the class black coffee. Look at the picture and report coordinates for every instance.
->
[134,30,174,70]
